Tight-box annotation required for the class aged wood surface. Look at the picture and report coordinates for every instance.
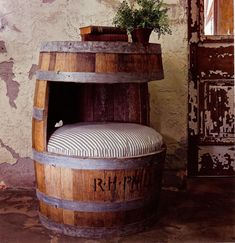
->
[34,148,165,233]
[39,212,155,238]
[32,52,51,151]
[188,0,234,176]
[40,41,162,54]
[199,80,234,145]
[197,45,234,79]
[38,52,163,81]
[36,71,162,83]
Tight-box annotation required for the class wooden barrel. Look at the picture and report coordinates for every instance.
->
[32,41,165,238]
[34,147,166,238]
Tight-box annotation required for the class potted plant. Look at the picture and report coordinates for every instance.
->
[112,0,171,44]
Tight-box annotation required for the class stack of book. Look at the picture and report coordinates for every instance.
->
[79,26,128,42]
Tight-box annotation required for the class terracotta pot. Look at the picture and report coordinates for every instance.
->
[131,28,153,44]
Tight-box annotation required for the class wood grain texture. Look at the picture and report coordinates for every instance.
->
[40,41,162,54]
[93,84,114,121]
[40,201,157,227]
[32,52,54,151]
[32,80,49,151]
[96,53,118,73]
[118,54,163,75]
[39,212,156,238]
[35,148,165,231]
[34,162,46,192]
[39,52,163,79]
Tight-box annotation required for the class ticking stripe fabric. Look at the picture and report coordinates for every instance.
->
[47,122,163,158]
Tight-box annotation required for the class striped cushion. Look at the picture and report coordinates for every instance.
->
[47,122,163,158]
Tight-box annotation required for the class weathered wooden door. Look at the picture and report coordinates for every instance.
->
[188,0,234,176]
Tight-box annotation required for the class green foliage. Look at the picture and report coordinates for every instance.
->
[113,0,172,38]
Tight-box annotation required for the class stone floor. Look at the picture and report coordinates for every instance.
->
[0,178,234,243]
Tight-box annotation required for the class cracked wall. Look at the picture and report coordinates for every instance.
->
[0,0,188,187]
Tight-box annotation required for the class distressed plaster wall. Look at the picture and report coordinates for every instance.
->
[0,0,188,187]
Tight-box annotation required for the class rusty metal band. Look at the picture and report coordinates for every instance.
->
[36,71,163,83]
[37,190,150,212]
[33,148,165,170]
[33,107,45,121]
[40,41,161,54]
[39,213,156,238]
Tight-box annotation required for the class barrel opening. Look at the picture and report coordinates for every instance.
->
[47,82,149,141]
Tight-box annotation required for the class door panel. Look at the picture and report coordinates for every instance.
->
[188,0,234,176]
[199,80,234,145]
[197,45,234,79]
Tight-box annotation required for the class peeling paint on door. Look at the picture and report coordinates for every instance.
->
[198,146,235,175]
[199,80,234,144]
[188,0,234,176]
[188,80,198,135]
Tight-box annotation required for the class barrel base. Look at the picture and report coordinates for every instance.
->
[39,213,157,238]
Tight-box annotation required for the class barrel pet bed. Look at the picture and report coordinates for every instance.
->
[32,41,166,238]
